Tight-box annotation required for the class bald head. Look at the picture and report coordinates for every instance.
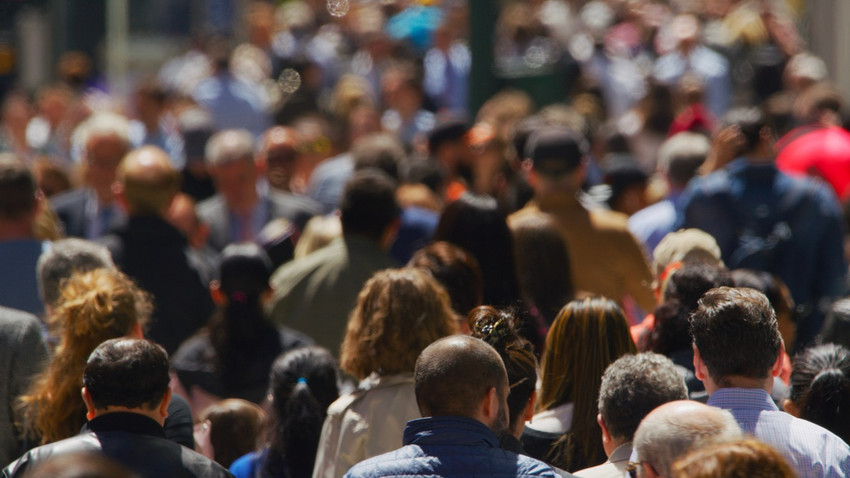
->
[118,146,180,216]
[414,335,507,420]
[635,401,741,478]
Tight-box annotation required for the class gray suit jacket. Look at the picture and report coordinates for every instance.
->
[0,307,48,467]
[196,191,321,252]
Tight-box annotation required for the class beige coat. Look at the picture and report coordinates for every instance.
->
[312,373,420,478]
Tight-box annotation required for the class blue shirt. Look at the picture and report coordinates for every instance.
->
[707,388,850,478]
[344,416,558,478]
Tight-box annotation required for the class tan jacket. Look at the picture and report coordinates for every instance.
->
[312,373,420,478]
[509,195,655,313]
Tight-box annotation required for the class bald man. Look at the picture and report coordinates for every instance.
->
[633,400,742,478]
[343,336,557,478]
[100,146,213,353]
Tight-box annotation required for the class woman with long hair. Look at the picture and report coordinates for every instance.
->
[312,268,457,478]
[172,243,312,415]
[784,343,850,443]
[19,268,151,445]
[522,296,636,472]
[229,346,339,478]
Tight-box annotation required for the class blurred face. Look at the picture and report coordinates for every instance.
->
[211,158,258,213]
[84,134,127,201]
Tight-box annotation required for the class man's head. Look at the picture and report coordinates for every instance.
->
[257,126,299,192]
[75,112,132,202]
[351,132,405,181]
[634,400,742,478]
[116,146,180,217]
[205,129,259,214]
[721,107,774,160]
[414,335,509,436]
[0,154,38,232]
[525,128,587,195]
[690,287,783,390]
[82,338,171,424]
[339,169,400,245]
[657,133,710,190]
[37,238,114,309]
[597,353,688,454]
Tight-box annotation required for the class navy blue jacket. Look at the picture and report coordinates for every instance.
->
[344,416,558,478]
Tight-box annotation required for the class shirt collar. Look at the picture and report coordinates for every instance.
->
[706,387,778,412]
[82,412,167,438]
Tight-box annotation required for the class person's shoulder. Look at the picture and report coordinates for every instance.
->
[267,190,323,215]
[177,443,235,477]
[0,305,40,330]
[342,446,424,478]
[4,434,102,477]
[511,451,561,477]
[196,194,226,216]
[49,188,87,210]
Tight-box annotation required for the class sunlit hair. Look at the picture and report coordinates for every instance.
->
[340,268,458,380]
[469,306,537,431]
[19,268,151,444]
[537,296,636,471]
[670,438,796,478]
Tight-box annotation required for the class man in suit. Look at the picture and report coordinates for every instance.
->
[196,128,321,253]
[100,146,213,354]
[50,112,131,239]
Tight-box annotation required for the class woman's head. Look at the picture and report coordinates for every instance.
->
[407,241,484,318]
[51,268,151,364]
[195,399,265,468]
[511,214,574,325]
[538,296,636,470]
[540,297,636,410]
[23,268,151,444]
[265,346,339,478]
[217,242,273,303]
[786,343,850,442]
[340,268,458,380]
[469,306,537,438]
[433,193,520,307]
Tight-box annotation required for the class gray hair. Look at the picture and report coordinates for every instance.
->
[635,401,741,478]
[657,132,710,187]
[598,353,688,442]
[37,238,114,307]
[205,129,255,167]
[72,111,131,156]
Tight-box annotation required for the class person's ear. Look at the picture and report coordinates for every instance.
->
[771,343,786,378]
[598,414,611,444]
[481,386,499,424]
[112,181,127,210]
[693,345,708,381]
[210,280,226,306]
[523,390,536,423]
[159,387,172,420]
[82,387,96,420]
[783,398,800,417]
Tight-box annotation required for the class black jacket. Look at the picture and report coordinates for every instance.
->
[100,215,214,354]
[3,413,232,477]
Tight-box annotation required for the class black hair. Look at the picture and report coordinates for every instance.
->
[469,306,537,431]
[0,155,36,220]
[407,241,484,317]
[789,343,850,443]
[722,107,770,155]
[351,133,406,182]
[433,193,520,307]
[664,263,734,311]
[690,287,782,384]
[83,338,170,410]
[262,346,339,478]
[208,243,282,397]
[339,169,400,241]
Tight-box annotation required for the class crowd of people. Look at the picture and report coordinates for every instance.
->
[1,0,850,477]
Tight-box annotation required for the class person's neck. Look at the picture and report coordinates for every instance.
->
[231,191,260,217]
[92,408,165,427]
[0,221,35,241]
[705,375,773,395]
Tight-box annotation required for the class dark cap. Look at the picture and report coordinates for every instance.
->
[526,128,585,177]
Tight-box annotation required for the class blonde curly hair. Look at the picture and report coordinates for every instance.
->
[19,268,152,444]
